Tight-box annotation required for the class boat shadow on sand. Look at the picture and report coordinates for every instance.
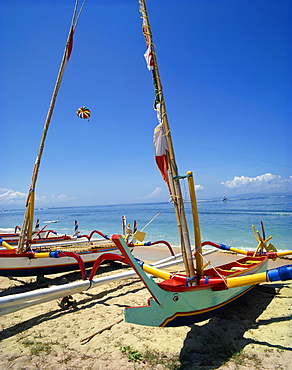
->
[1,269,291,369]
[179,283,292,370]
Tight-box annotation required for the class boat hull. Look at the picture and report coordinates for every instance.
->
[111,234,269,327]
[132,284,256,327]
[0,233,73,247]
[125,257,268,327]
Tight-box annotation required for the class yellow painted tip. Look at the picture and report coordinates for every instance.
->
[2,240,15,250]
[187,171,193,176]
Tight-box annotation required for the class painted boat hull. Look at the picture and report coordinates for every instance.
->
[125,258,268,327]
[0,232,73,247]
[112,235,269,327]
[125,281,258,327]
[0,245,122,277]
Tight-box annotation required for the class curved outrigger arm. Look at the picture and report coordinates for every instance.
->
[205,241,292,259]
[201,221,292,260]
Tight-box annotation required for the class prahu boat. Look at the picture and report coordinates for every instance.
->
[0,1,119,277]
[0,219,78,248]
[0,0,164,277]
[108,0,292,327]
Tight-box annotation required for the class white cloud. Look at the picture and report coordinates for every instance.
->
[221,173,292,192]
[50,194,76,202]
[144,187,164,199]
[0,188,75,206]
[143,185,203,200]
[0,188,26,202]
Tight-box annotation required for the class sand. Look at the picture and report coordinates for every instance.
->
[0,247,291,369]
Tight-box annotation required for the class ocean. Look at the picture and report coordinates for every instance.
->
[1,195,291,251]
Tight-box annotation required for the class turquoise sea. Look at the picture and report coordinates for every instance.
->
[0,195,291,251]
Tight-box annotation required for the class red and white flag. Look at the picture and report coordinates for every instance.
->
[65,28,74,63]
[153,123,171,192]
[144,44,154,70]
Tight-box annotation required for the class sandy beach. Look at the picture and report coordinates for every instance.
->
[0,247,291,369]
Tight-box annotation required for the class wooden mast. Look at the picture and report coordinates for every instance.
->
[187,171,203,283]
[139,0,196,279]
[17,0,84,253]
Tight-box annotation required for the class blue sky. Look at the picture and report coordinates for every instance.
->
[1,0,291,209]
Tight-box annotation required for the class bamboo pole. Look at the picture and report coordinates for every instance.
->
[139,0,196,279]
[17,1,81,253]
[187,171,203,284]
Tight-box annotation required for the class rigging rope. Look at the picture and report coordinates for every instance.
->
[198,250,228,288]
[74,0,87,29]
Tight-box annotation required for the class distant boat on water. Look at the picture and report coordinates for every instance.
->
[44,219,60,224]
[222,196,228,202]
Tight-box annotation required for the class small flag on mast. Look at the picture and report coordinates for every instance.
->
[65,28,74,63]
[34,219,40,232]
[153,123,171,193]
[144,44,154,70]
[74,220,79,236]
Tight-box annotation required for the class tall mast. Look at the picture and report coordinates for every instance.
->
[139,0,196,279]
[17,0,85,253]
